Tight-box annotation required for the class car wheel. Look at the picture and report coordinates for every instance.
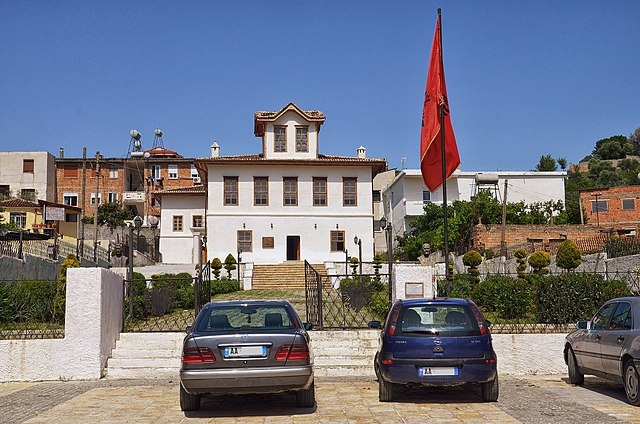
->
[180,384,201,411]
[567,347,584,385]
[296,380,315,408]
[379,377,395,402]
[624,359,640,406]
[481,375,499,402]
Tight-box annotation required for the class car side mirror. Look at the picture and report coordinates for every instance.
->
[576,321,588,330]
[485,319,492,327]
[303,322,313,331]
[368,320,382,329]
[186,325,192,334]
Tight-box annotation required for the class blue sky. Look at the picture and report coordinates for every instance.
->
[1,1,639,172]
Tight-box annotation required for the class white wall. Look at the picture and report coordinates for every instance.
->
[0,151,56,201]
[263,110,319,160]
[159,195,205,264]
[206,164,375,263]
[0,268,123,381]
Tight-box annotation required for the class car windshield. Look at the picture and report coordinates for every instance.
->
[397,303,481,336]
[195,305,296,332]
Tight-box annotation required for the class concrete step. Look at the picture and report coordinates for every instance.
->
[111,349,182,359]
[106,367,179,379]
[108,357,180,368]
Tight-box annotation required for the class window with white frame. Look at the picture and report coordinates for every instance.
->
[152,165,161,180]
[109,165,119,179]
[108,192,119,203]
[10,212,26,228]
[168,164,178,179]
[63,193,78,206]
[90,192,102,206]
[191,164,199,178]
[423,190,431,203]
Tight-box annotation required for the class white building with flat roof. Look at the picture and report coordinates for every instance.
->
[0,151,56,201]
[382,169,566,246]
[194,103,387,265]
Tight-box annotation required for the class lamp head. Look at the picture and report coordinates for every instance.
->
[380,216,387,229]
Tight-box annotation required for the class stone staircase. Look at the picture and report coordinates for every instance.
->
[251,262,328,290]
[105,330,377,379]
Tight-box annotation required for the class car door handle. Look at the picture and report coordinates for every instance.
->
[618,336,625,343]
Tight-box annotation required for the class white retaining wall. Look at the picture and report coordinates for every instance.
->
[0,268,123,382]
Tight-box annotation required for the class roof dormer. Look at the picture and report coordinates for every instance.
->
[254,103,326,160]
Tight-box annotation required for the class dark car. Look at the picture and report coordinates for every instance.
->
[565,296,640,405]
[369,298,498,402]
[179,300,315,411]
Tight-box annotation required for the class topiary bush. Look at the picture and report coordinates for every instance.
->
[211,258,223,280]
[212,279,241,295]
[463,250,483,284]
[224,254,237,279]
[514,248,528,279]
[349,257,359,276]
[528,251,551,275]
[556,239,582,271]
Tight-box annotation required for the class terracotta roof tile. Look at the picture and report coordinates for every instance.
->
[0,199,40,208]
[153,185,206,196]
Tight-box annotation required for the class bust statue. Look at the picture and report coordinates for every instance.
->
[418,243,444,266]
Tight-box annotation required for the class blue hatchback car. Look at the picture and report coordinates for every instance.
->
[369,298,498,402]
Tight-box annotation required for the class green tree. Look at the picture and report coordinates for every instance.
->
[223,254,237,279]
[535,154,558,172]
[557,157,568,171]
[556,239,582,271]
[514,248,527,279]
[97,202,134,229]
[592,135,633,160]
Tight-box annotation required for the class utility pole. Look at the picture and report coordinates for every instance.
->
[93,151,100,263]
[79,147,87,258]
[579,193,585,225]
[500,179,508,257]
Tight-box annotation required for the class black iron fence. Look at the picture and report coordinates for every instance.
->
[305,261,391,329]
[123,263,210,332]
[0,279,64,339]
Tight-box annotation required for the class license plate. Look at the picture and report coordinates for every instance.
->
[419,367,458,376]
[224,345,267,358]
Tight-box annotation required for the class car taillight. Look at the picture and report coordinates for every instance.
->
[469,302,488,336]
[382,359,394,365]
[182,347,216,364]
[386,303,402,336]
[275,344,309,361]
[485,359,496,365]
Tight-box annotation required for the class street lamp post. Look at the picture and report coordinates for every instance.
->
[380,216,393,302]
[133,215,143,252]
[353,236,363,287]
[237,248,242,285]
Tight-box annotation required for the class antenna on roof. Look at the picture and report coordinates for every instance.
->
[401,157,407,170]
[128,130,144,158]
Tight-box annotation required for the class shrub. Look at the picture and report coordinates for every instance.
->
[54,254,80,322]
[535,273,630,324]
[441,274,474,298]
[463,250,482,283]
[224,254,237,279]
[211,258,223,280]
[212,279,240,295]
[514,248,528,279]
[340,276,389,319]
[528,251,551,275]
[349,257,359,275]
[556,239,582,271]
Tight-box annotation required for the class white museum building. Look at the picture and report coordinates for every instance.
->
[185,103,388,265]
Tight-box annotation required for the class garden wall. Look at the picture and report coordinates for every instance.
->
[0,268,123,381]
[0,254,60,281]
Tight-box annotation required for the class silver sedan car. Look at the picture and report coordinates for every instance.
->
[565,296,640,405]
[180,300,315,411]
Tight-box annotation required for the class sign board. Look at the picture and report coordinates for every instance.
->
[405,282,424,297]
[45,206,65,221]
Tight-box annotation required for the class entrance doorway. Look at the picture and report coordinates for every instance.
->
[286,236,300,261]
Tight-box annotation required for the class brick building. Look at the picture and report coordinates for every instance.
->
[580,186,640,235]
[56,147,200,227]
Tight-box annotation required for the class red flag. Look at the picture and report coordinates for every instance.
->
[420,12,460,192]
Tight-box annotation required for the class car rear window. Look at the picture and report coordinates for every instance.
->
[397,303,481,337]
[196,305,296,332]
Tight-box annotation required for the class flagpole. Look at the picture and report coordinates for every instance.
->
[438,8,452,293]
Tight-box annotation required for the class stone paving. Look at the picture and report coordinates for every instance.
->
[1,375,640,423]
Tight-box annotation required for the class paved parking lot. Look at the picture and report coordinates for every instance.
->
[2,375,640,423]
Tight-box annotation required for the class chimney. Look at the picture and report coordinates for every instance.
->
[59,147,64,158]
[357,145,366,159]
[211,141,220,158]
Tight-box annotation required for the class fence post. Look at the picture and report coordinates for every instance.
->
[316,274,323,330]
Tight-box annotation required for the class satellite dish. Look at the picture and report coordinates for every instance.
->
[130,129,141,140]
[134,140,142,150]
[144,152,151,159]
[154,128,163,137]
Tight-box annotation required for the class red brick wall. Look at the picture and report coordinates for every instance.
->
[581,186,640,230]
[471,224,605,253]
